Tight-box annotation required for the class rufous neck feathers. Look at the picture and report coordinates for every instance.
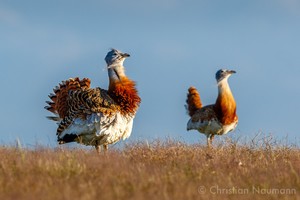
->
[108,67,141,115]
[214,79,237,125]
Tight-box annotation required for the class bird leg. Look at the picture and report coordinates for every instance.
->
[207,134,215,148]
[95,140,101,154]
[210,134,215,143]
[95,142,108,154]
[103,144,108,151]
[95,144,101,154]
[206,136,210,147]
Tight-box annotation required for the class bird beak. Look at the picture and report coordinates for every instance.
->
[122,53,130,58]
[229,70,236,74]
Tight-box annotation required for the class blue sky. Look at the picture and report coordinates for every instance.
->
[0,0,299,147]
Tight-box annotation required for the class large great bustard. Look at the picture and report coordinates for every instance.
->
[45,49,141,152]
[186,69,238,147]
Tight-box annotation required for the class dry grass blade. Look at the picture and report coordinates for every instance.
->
[0,137,299,200]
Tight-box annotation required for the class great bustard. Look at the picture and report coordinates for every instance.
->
[45,49,141,152]
[186,69,238,147]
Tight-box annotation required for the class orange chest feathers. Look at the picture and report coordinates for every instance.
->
[214,93,237,125]
[108,78,141,116]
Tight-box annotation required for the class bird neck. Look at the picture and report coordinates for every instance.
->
[214,79,237,125]
[217,78,232,95]
[108,65,126,82]
[108,68,141,116]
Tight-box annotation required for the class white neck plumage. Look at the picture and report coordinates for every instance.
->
[108,64,126,81]
[217,77,232,94]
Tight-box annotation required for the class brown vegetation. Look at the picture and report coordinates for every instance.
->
[0,137,299,200]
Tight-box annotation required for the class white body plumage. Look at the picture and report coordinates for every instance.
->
[187,117,237,137]
[59,113,134,146]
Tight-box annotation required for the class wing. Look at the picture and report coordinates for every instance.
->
[187,104,220,132]
[45,77,119,135]
[190,105,217,123]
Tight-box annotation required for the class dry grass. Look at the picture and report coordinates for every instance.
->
[0,137,299,200]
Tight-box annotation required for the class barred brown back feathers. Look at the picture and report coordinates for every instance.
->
[45,77,91,118]
[46,77,120,135]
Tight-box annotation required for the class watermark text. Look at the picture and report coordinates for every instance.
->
[198,185,297,195]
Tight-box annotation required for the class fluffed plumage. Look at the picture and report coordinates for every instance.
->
[45,49,141,152]
[186,69,238,147]
[186,86,202,117]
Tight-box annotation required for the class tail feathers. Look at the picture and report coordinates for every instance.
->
[58,134,78,144]
[45,77,91,118]
[46,116,61,121]
[186,86,202,117]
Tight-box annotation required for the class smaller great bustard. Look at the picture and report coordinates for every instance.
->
[186,69,238,147]
[45,49,141,152]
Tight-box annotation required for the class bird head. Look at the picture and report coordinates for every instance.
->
[105,48,130,67]
[105,48,130,81]
[215,69,236,83]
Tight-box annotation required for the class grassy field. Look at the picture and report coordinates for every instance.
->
[0,137,299,200]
